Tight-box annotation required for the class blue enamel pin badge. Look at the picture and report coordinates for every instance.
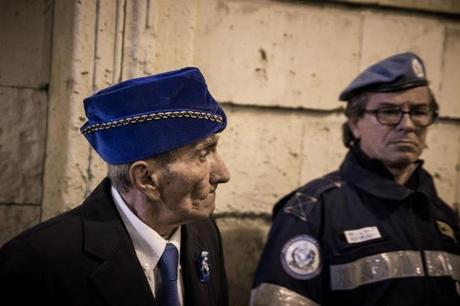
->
[195,251,210,283]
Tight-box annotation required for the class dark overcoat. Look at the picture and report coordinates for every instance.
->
[0,178,229,306]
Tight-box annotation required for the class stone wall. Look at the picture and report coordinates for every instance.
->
[1,1,459,305]
[0,0,52,247]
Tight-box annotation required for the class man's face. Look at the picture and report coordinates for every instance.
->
[155,134,230,223]
[350,86,431,168]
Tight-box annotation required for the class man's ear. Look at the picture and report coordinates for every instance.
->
[129,160,161,201]
[348,117,361,139]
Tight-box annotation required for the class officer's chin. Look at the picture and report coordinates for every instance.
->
[385,155,418,168]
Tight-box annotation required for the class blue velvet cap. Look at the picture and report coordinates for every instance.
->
[339,52,428,101]
[80,67,226,164]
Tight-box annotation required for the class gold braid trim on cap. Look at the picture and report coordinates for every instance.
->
[81,110,223,135]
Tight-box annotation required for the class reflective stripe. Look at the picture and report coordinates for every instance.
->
[330,251,423,290]
[250,283,319,306]
[330,250,460,290]
[425,251,460,281]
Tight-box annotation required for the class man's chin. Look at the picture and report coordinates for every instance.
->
[191,200,215,217]
[385,155,418,168]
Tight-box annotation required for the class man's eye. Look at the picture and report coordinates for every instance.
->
[411,107,430,116]
[199,149,210,161]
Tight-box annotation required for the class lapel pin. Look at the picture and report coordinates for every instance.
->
[195,251,210,283]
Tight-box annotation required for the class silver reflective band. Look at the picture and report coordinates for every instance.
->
[425,251,460,281]
[330,251,423,290]
[250,283,319,306]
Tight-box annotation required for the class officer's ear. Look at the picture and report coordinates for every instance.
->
[129,160,161,201]
[347,117,361,139]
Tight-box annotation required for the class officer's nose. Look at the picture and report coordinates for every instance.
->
[210,153,230,185]
[397,111,416,132]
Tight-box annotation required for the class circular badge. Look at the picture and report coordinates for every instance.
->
[280,235,322,280]
[412,58,425,78]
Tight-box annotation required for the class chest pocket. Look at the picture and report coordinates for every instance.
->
[333,226,394,260]
[330,226,420,291]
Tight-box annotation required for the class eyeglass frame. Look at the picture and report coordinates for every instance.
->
[362,105,438,127]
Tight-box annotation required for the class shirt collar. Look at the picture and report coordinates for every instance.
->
[111,185,181,268]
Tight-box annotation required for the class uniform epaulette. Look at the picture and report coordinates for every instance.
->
[280,172,344,222]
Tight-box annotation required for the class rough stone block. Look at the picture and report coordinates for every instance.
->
[0,0,53,88]
[195,0,361,109]
[122,0,197,79]
[439,25,460,119]
[93,0,124,90]
[299,114,348,184]
[149,0,198,73]
[41,0,97,220]
[361,11,444,95]
[86,0,123,193]
[0,205,41,246]
[216,217,270,306]
[0,87,47,204]
[423,121,460,207]
[121,0,157,78]
[216,105,304,214]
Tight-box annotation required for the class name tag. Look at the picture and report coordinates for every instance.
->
[344,226,381,244]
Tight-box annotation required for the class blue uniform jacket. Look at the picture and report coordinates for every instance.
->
[252,150,460,306]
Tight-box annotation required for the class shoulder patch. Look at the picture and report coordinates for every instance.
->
[284,192,317,222]
[280,235,322,280]
[283,173,344,222]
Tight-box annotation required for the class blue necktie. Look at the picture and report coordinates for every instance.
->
[158,243,180,306]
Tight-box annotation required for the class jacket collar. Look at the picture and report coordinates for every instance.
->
[81,178,218,306]
[339,150,437,201]
[181,221,220,306]
[80,178,157,306]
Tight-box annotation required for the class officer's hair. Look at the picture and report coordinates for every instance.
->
[341,88,439,148]
[107,150,177,193]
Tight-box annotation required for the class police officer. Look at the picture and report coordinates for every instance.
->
[251,53,460,305]
[1,67,230,306]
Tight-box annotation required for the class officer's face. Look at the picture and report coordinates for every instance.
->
[349,86,430,168]
[156,134,230,223]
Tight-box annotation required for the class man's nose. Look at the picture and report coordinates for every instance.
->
[397,112,416,131]
[210,153,230,184]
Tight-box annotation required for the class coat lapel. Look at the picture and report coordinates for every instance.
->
[181,223,214,306]
[81,178,157,306]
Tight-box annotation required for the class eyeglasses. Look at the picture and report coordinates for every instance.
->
[363,106,437,127]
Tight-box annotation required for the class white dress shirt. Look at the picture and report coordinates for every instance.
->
[111,186,184,305]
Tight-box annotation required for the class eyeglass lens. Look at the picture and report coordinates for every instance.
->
[376,107,434,126]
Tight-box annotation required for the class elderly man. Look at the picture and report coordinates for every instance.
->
[0,67,230,306]
[251,53,460,305]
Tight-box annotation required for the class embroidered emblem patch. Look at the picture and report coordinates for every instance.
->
[344,226,382,244]
[412,58,425,78]
[281,235,322,280]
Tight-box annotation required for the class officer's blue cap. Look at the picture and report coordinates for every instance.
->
[80,67,226,164]
[339,52,428,101]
